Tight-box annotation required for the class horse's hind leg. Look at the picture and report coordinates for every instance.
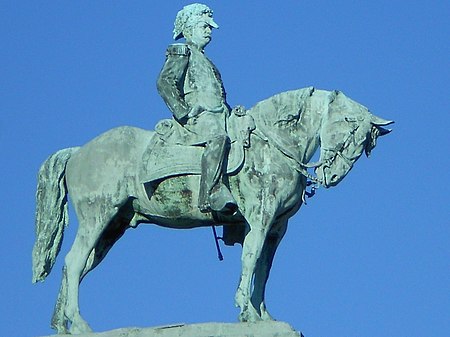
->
[51,224,116,334]
[63,208,116,334]
[80,213,130,281]
[51,267,69,333]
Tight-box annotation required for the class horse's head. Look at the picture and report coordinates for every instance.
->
[315,92,393,188]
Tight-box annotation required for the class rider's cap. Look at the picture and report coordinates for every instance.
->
[173,3,219,40]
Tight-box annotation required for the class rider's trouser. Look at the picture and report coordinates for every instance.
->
[198,134,230,211]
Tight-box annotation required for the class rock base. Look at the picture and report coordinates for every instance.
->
[39,321,304,337]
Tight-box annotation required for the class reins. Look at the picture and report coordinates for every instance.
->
[252,115,360,190]
[253,129,324,186]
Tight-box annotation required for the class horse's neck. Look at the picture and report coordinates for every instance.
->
[300,89,337,163]
[293,91,324,164]
[248,88,324,165]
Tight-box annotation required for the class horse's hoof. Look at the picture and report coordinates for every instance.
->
[238,305,263,323]
[261,310,275,321]
[238,311,248,322]
[69,320,92,335]
[52,324,69,335]
[259,303,275,321]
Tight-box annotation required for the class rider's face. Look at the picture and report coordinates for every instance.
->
[186,21,213,50]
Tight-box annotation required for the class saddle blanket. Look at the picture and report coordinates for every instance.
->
[140,112,255,184]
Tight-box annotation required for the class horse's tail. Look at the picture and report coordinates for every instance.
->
[32,147,79,283]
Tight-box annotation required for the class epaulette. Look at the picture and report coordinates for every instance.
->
[166,43,190,57]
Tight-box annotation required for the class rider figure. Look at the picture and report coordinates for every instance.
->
[157,3,237,214]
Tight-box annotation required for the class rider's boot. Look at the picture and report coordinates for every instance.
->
[198,135,237,215]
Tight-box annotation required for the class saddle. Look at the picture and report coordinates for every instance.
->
[140,109,255,185]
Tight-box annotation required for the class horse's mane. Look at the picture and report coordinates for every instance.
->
[248,87,315,129]
[246,87,319,166]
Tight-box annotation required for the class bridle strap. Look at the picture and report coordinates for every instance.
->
[253,129,323,185]
[321,122,359,169]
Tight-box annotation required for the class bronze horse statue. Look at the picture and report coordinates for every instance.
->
[32,87,392,334]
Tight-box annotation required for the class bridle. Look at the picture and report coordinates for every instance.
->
[304,118,361,189]
[254,116,361,190]
[319,121,360,171]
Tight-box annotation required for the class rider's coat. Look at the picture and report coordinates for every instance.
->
[157,43,230,145]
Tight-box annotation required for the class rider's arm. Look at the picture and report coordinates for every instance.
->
[157,44,191,123]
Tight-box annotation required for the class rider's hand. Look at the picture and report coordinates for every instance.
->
[231,105,246,116]
[188,104,204,118]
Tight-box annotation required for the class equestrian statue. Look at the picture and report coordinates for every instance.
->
[32,3,393,334]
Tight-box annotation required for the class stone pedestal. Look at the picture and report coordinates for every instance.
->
[39,321,303,337]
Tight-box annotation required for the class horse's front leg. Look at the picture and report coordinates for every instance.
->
[235,195,277,322]
[251,218,288,321]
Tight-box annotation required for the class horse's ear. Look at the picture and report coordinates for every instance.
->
[365,114,394,157]
[370,114,394,126]
[365,125,392,157]
[377,126,392,136]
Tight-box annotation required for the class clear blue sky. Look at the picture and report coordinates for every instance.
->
[1,1,449,337]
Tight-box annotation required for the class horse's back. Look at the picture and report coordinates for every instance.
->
[65,126,154,204]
